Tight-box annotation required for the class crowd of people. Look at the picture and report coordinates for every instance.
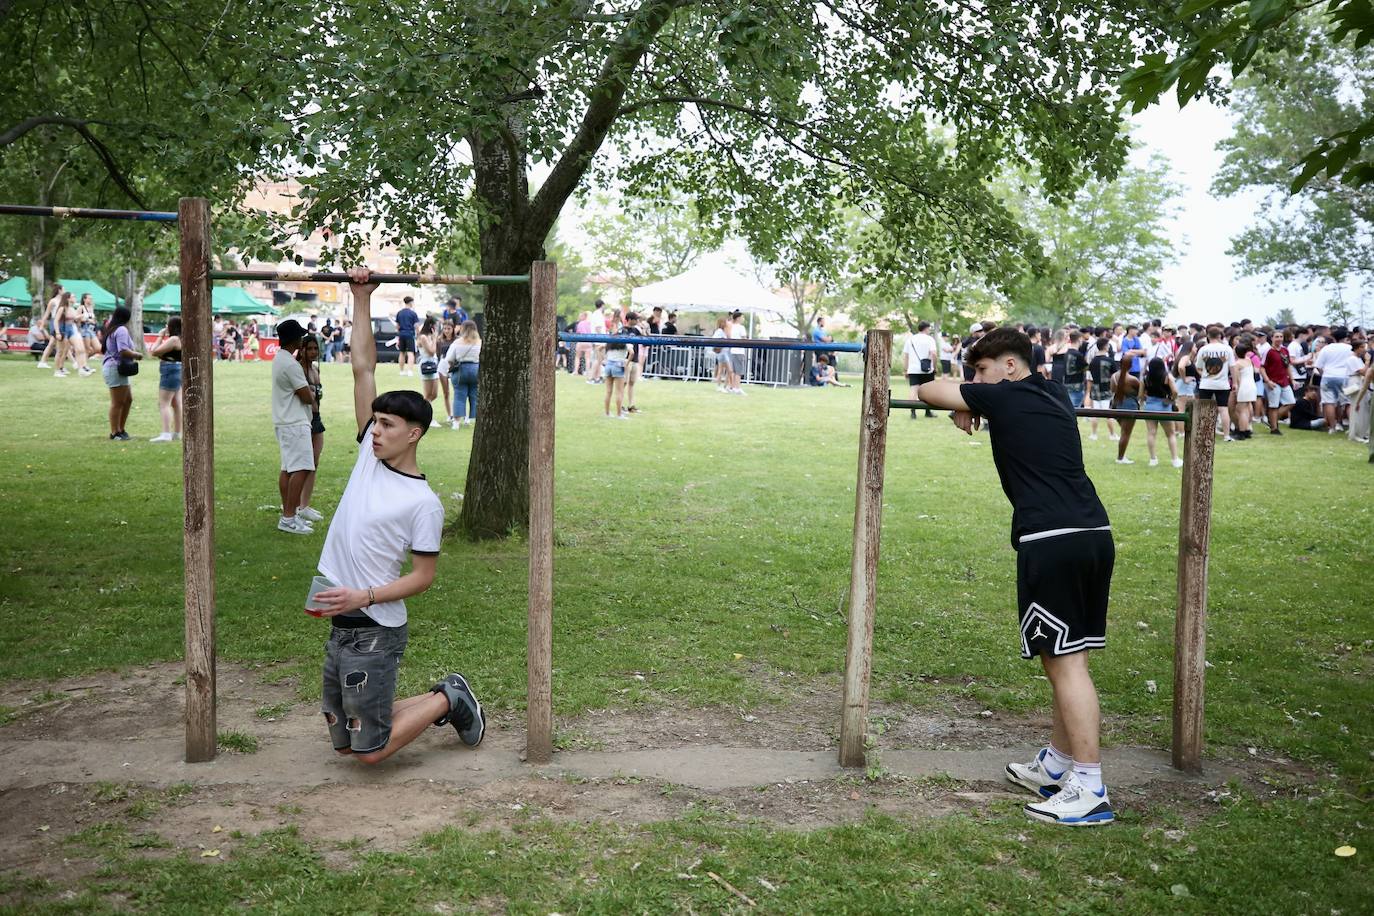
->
[902,317,1374,464]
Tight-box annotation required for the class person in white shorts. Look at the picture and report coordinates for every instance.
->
[272,319,318,534]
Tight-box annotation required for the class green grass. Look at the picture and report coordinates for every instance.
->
[1,356,1371,911]
[216,730,259,754]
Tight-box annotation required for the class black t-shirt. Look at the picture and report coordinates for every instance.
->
[961,335,978,381]
[1290,396,1322,429]
[1088,354,1114,400]
[1051,352,1067,384]
[1063,348,1085,384]
[1031,344,1047,374]
[959,375,1110,547]
[662,321,677,335]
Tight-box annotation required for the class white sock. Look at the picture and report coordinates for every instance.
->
[1042,744,1072,774]
[1073,760,1104,793]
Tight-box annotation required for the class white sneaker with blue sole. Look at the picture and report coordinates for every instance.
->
[1006,748,1067,798]
[1024,771,1114,826]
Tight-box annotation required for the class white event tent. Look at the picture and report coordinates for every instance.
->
[630,257,792,337]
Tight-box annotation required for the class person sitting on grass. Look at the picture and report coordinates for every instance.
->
[916,327,1116,827]
[305,268,485,765]
[808,354,829,386]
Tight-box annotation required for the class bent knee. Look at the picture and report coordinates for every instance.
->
[353,749,388,765]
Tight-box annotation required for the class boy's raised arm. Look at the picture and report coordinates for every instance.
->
[347,269,381,436]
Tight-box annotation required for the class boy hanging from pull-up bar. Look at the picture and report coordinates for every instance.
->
[917,327,1116,826]
[304,269,485,764]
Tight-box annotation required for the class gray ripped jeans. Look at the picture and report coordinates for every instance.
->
[321,623,408,753]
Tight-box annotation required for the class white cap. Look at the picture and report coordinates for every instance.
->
[969,321,983,334]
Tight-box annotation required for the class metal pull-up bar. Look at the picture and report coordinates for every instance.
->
[0,203,179,222]
[889,398,1192,423]
[209,269,528,286]
[559,332,865,353]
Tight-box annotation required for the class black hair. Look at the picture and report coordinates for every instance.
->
[372,390,433,437]
[917,320,930,332]
[966,327,1033,368]
[106,305,132,334]
[420,316,437,336]
[167,316,182,337]
[1333,326,1350,342]
[1145,357,1170,397]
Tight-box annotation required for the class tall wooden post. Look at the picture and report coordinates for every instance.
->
[178,197,216,763]
[526,261,557,764]
[839,329,891,767]
[1172,399,1217,772]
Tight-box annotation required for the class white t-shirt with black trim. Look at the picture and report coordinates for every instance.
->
[317,420,444,627]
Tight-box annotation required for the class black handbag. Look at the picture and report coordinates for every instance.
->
[117,356,139,377]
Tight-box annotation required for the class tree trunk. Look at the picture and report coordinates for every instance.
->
[456,124,544,540]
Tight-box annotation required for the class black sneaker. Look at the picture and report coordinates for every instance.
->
[431,673,485,747]
[114,431,131,441]
[1270,427,1282,436]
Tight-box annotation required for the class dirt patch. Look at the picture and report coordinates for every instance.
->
[552,665,1057,755]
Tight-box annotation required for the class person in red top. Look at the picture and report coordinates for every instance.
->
[1262,329,1296,435]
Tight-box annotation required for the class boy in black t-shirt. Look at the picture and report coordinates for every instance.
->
[917,328,1116,827]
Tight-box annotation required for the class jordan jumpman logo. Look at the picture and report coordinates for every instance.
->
[1032,622,1046,640]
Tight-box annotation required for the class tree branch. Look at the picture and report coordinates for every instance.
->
[525,0,690,246]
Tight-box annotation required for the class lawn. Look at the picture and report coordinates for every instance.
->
[1,356,1370,913]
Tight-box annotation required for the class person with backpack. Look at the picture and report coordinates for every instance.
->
[1142,357,1182,467]
[101,306,143,441]
[1195,326,1235,440]
[1086,336,1118,442]
[903,320,939,418]
[1062,330,1087,409]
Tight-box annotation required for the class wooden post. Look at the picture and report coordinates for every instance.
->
[526,260,557,764]
[178,197,216,763]
[1172,399,1217,772]
[839,329,892,767]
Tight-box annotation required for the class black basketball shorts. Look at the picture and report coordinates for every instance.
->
[1015,528,1114,659]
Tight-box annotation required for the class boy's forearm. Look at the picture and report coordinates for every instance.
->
[351,292,375,373]
[916,379,970,411]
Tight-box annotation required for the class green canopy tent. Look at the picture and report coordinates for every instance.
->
[142,284,279,316]
[0,276,30,307]
[0,277,123,310]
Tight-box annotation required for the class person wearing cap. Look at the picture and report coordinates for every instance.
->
[915,327,1117,827]
[272,319,318,533]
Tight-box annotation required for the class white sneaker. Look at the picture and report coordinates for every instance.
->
[54,369,67,377]
[278,516,312,535]
[451,420,460,430]
[36,361,49,368]
[1148,458,1159,467]
[1116,457,1134,464]
[297,506,325,523]
[1088,434,1098,441]
[79,367,94,377]
[717,384,726,392]
[1023,771,1114,826]
[1172,457,1184,468]
[1108,434,1120,441]
[429,420,442,428]
[149,432,174,443]
[616,412,631,420]
[1005,749,1068,798]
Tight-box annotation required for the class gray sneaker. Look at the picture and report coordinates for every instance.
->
[431,673,485,746]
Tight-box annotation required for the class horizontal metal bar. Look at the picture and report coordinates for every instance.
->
[890,399,1191,422]
[209,269,529,285]
[560,332,865,353]
[0,203,178,222]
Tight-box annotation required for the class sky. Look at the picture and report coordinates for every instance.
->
[1129,97,1338,326]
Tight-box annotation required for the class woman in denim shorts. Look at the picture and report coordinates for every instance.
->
[1142,357,1182,467]
[149,317,183,442]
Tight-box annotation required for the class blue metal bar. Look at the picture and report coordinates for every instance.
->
[0,203,178,222]
[560,332,865,353]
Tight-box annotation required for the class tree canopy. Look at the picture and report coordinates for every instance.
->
[1212,16,1374,311]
